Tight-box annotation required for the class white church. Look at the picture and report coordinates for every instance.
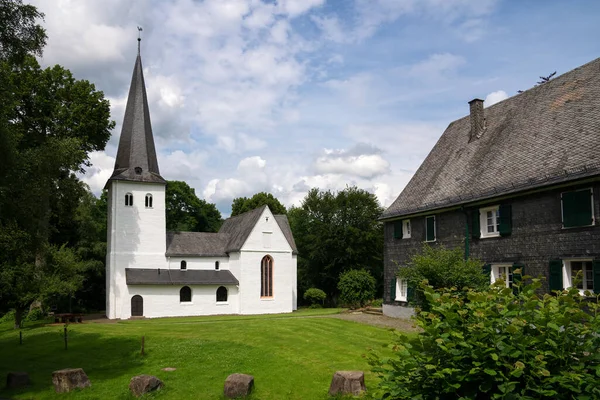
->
[105,44,298,319]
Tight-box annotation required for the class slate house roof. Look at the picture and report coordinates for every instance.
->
[165,205,298,256]
[382,57,600,220]
[108,51,165,185]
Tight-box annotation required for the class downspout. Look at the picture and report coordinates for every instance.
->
[462,206,470,260]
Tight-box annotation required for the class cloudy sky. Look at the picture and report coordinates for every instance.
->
[29,0,600,216]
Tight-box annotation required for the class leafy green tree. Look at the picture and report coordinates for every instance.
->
[303,288,327,307]
[166,180,222,232]
[288,186,384,303]
[338,269,376,308]
[0,0,46,63]
[231,192,287,216]
[397,244,488,308]
[369,278,600,399]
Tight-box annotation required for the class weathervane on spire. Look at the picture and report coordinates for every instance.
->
[137,26,143,55]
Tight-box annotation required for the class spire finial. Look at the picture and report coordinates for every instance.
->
[137,26,143,55]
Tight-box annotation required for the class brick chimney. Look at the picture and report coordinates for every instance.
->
[468,98,485,142]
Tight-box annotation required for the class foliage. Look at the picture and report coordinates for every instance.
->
[303,288,327,306]
[0,0,47,63]
[166,180,222,232]
[397,244,488,308]
[369,278,600,400]
[288,186,384,303]
[231,192,287,216]
[25,307,45,321]
[370,299,383,307]
[338,269,376,308]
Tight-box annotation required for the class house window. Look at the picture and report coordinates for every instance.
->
[180,286,191,302]
[263,232,272,248]
[562,188,594,228]
[180,260,187,270]
[491,264,513,288]
[216,286,228,302]
[395,278,408,301]
[215,261,220,270]
[564,260,594,294]
[145,194,153,208]
[403,220,411,239]
[480,206,500,238]
[125,193,133,206]
[261,255,273,297]
[425,216,436,242]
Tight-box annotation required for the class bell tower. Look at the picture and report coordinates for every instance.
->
[105,36,167,319]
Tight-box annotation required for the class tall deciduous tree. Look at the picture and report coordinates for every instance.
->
[231,192,287,216]
[288,186,384,303]
[166,180,222,232]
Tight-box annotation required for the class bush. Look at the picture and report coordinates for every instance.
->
[369,276,600,399]
[25,307,46,321]
[338,269,376,308]
[397,244,488,308]
[0,310,15,323]
[304,288,327,306]
[370,299,383,307]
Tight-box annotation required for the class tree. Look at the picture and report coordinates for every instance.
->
[0,3,113,327]
[166,180,222,232]
[338,269,376,308]
[231,192,287,216]
[288,186,384,303]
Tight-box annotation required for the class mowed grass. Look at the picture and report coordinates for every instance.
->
[0,309,403,399]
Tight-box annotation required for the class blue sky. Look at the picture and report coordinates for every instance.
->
[29,0,600,216]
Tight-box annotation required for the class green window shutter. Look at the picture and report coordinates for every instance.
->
[498,204,512,236]
[426,216,435,241]
[512,263,524,294]
[407,283,415,303]
[562,189,593,228]
[472,209,481,239]
[390,277,396,301]
[593,261,600,294]
[482,263,491,279]
[548,259,563,291]
[393,221,403,239]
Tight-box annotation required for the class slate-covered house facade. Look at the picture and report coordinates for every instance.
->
[380,57,600,317]
[105,43,297,319]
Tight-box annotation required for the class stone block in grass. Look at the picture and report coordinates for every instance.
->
[129,375,163,397]
[52,368,91,393]
[224,373,254,398]
[6,372,29,389]
[328,371,366,396]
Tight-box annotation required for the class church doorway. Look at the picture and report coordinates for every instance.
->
[131,295,143,317]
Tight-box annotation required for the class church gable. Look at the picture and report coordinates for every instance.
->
[239,206,293,253]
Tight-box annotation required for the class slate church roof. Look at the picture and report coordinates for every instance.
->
[166,205,298,256]
[108,44,165,185]
[126,268,239,285]
[382,57,600,220]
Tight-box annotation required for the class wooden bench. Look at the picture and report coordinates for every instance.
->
[54,313,84,323]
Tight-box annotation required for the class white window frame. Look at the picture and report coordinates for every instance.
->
[563,259,594,295]
[402,220,411,239]
[395,278,408,302]
[490,264,513,288]
[560,188,595,229]
[480,205,500,238]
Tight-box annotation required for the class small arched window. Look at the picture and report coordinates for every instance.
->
[215,261,220,270]
[145,194,153,208]
[180,260,187,270]
[261,255,273,297]
[180,286,191,302]
[125,193,133,206]
[216,286,228,302]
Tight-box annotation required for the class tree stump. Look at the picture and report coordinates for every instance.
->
[6,372,29,389]
[328,371,366,396]
[51,368,91,393]
[129,375,163,397]
[224,373,254,398]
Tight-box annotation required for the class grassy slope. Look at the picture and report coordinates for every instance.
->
[0,310,402,399]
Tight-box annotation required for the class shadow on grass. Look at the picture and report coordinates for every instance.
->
[0,328,145,399]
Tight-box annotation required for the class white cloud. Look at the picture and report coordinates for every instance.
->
[484,90,509,107]
[79,151,116,193]
[314,144,390,179]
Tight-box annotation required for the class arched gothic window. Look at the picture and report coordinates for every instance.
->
[261,255,273,297]
[145,194,153,208]
[125,193,133,206]
[216,286,227,302]
[180,286,191,302]
[215,261,220,270]
[180,260,187,270]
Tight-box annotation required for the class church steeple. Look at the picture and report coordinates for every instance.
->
[108,37,165,185]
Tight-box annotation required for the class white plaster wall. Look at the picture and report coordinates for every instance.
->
[106,180,168,319]
[167,256,229,271]
[123,285,239,318]
[237,207,296,314]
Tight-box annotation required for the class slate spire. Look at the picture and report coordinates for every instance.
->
[108,37,165,185]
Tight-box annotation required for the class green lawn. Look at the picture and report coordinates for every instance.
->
[0,309,403,399]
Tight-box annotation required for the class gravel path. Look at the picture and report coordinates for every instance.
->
[326,312,419,332]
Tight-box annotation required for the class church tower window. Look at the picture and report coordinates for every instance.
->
[125,193,133,206]
[145,194,153,208]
